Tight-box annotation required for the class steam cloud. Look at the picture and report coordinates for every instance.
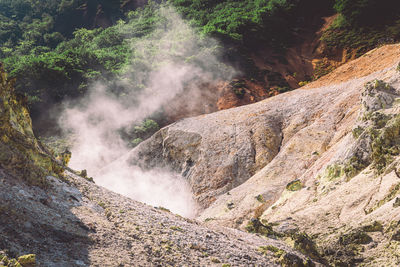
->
[59,6,235,217]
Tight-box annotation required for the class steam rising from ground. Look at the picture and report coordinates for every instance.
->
[60,6,235,217]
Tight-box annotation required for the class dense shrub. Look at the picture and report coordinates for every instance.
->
[170,0,334,48]
[322,0,400,55]
[0,0,399,126]
[334,0,400,27]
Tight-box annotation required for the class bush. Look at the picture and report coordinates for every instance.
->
[334,0,400,27]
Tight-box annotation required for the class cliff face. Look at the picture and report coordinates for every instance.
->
[131,44,400,265]
[0,66,64,188]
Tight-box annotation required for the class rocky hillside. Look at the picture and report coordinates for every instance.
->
[0,66,319,266]
[130,44,400,266]
[3,34,400,266]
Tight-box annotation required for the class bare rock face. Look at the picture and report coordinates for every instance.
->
[128,104,283,208]
[129,62,359,210]
[131,45,400,265]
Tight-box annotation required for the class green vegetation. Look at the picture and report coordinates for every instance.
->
[320,156,368,183]
[255,194,265,202]
[171,0,292,45]
[133,118,159,136]
[286,179,303,191]
[298,80,310,87]
[0,2,158,120]
[325,164,344,181]
[370,114,400,174]
[366,183,400,214]
[0,66,65,187]
[129,119,159,143]
[156,206,171,213]
[312,59,335,80]
[258,243,316,266]
[282,232,324,263]
[170,0,334,47]
[210,258,220,263]
[322,0,400,57]
[245,218,278,237]
[339,230,372,245]
[394,197,400,208]
[123,119,160,147]
[0,0,398,135]
[258,245,286,258]
[334,0,400,27]
[362,221,383,232]
[170,225,184,232]
[0,251,36,267]
[352,126,364,139]
[16,254,35,266]
[0,0,334,120]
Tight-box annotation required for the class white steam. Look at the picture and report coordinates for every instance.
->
[59,6,234,218]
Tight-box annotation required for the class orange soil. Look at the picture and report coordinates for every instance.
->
[304,44,400,89]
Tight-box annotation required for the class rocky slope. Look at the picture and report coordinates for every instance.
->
[1,168,318,266]
[131,44,400,265]
[0,67,318,266]
[3,38,400,264]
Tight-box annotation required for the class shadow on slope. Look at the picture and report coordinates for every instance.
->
[0,66,91,266]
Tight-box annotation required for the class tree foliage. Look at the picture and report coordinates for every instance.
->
[0,0,399,123]
[169,0,334,47]
[0,1,157,115]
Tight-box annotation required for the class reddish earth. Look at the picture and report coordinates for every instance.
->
[304,44,400,89]
[150,13,400,127]
[214,14,370,112]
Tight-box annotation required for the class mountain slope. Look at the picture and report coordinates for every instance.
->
[0,64,318,266]
[131,44,400,265]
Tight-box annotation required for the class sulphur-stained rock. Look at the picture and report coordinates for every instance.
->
[128,108,283,208]
[0,65,64,187]
[17,254,36,266]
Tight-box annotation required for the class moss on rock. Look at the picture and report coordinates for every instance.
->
[393,197,400,208]
[17,254,35,266]
[325,164,345,181]
[352,126,365,139]
[286,180,303,191]
[362,221,383,232]
[0,65,64,187]
[319,157,366,184]
[370,114,400,174]
[258,245,315,267]
[258,245,286,258]
[245,218,279,237]
[286,232,325,264]
[339,230,372,245]
[367,183,400,214]
[0,252,35,267]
